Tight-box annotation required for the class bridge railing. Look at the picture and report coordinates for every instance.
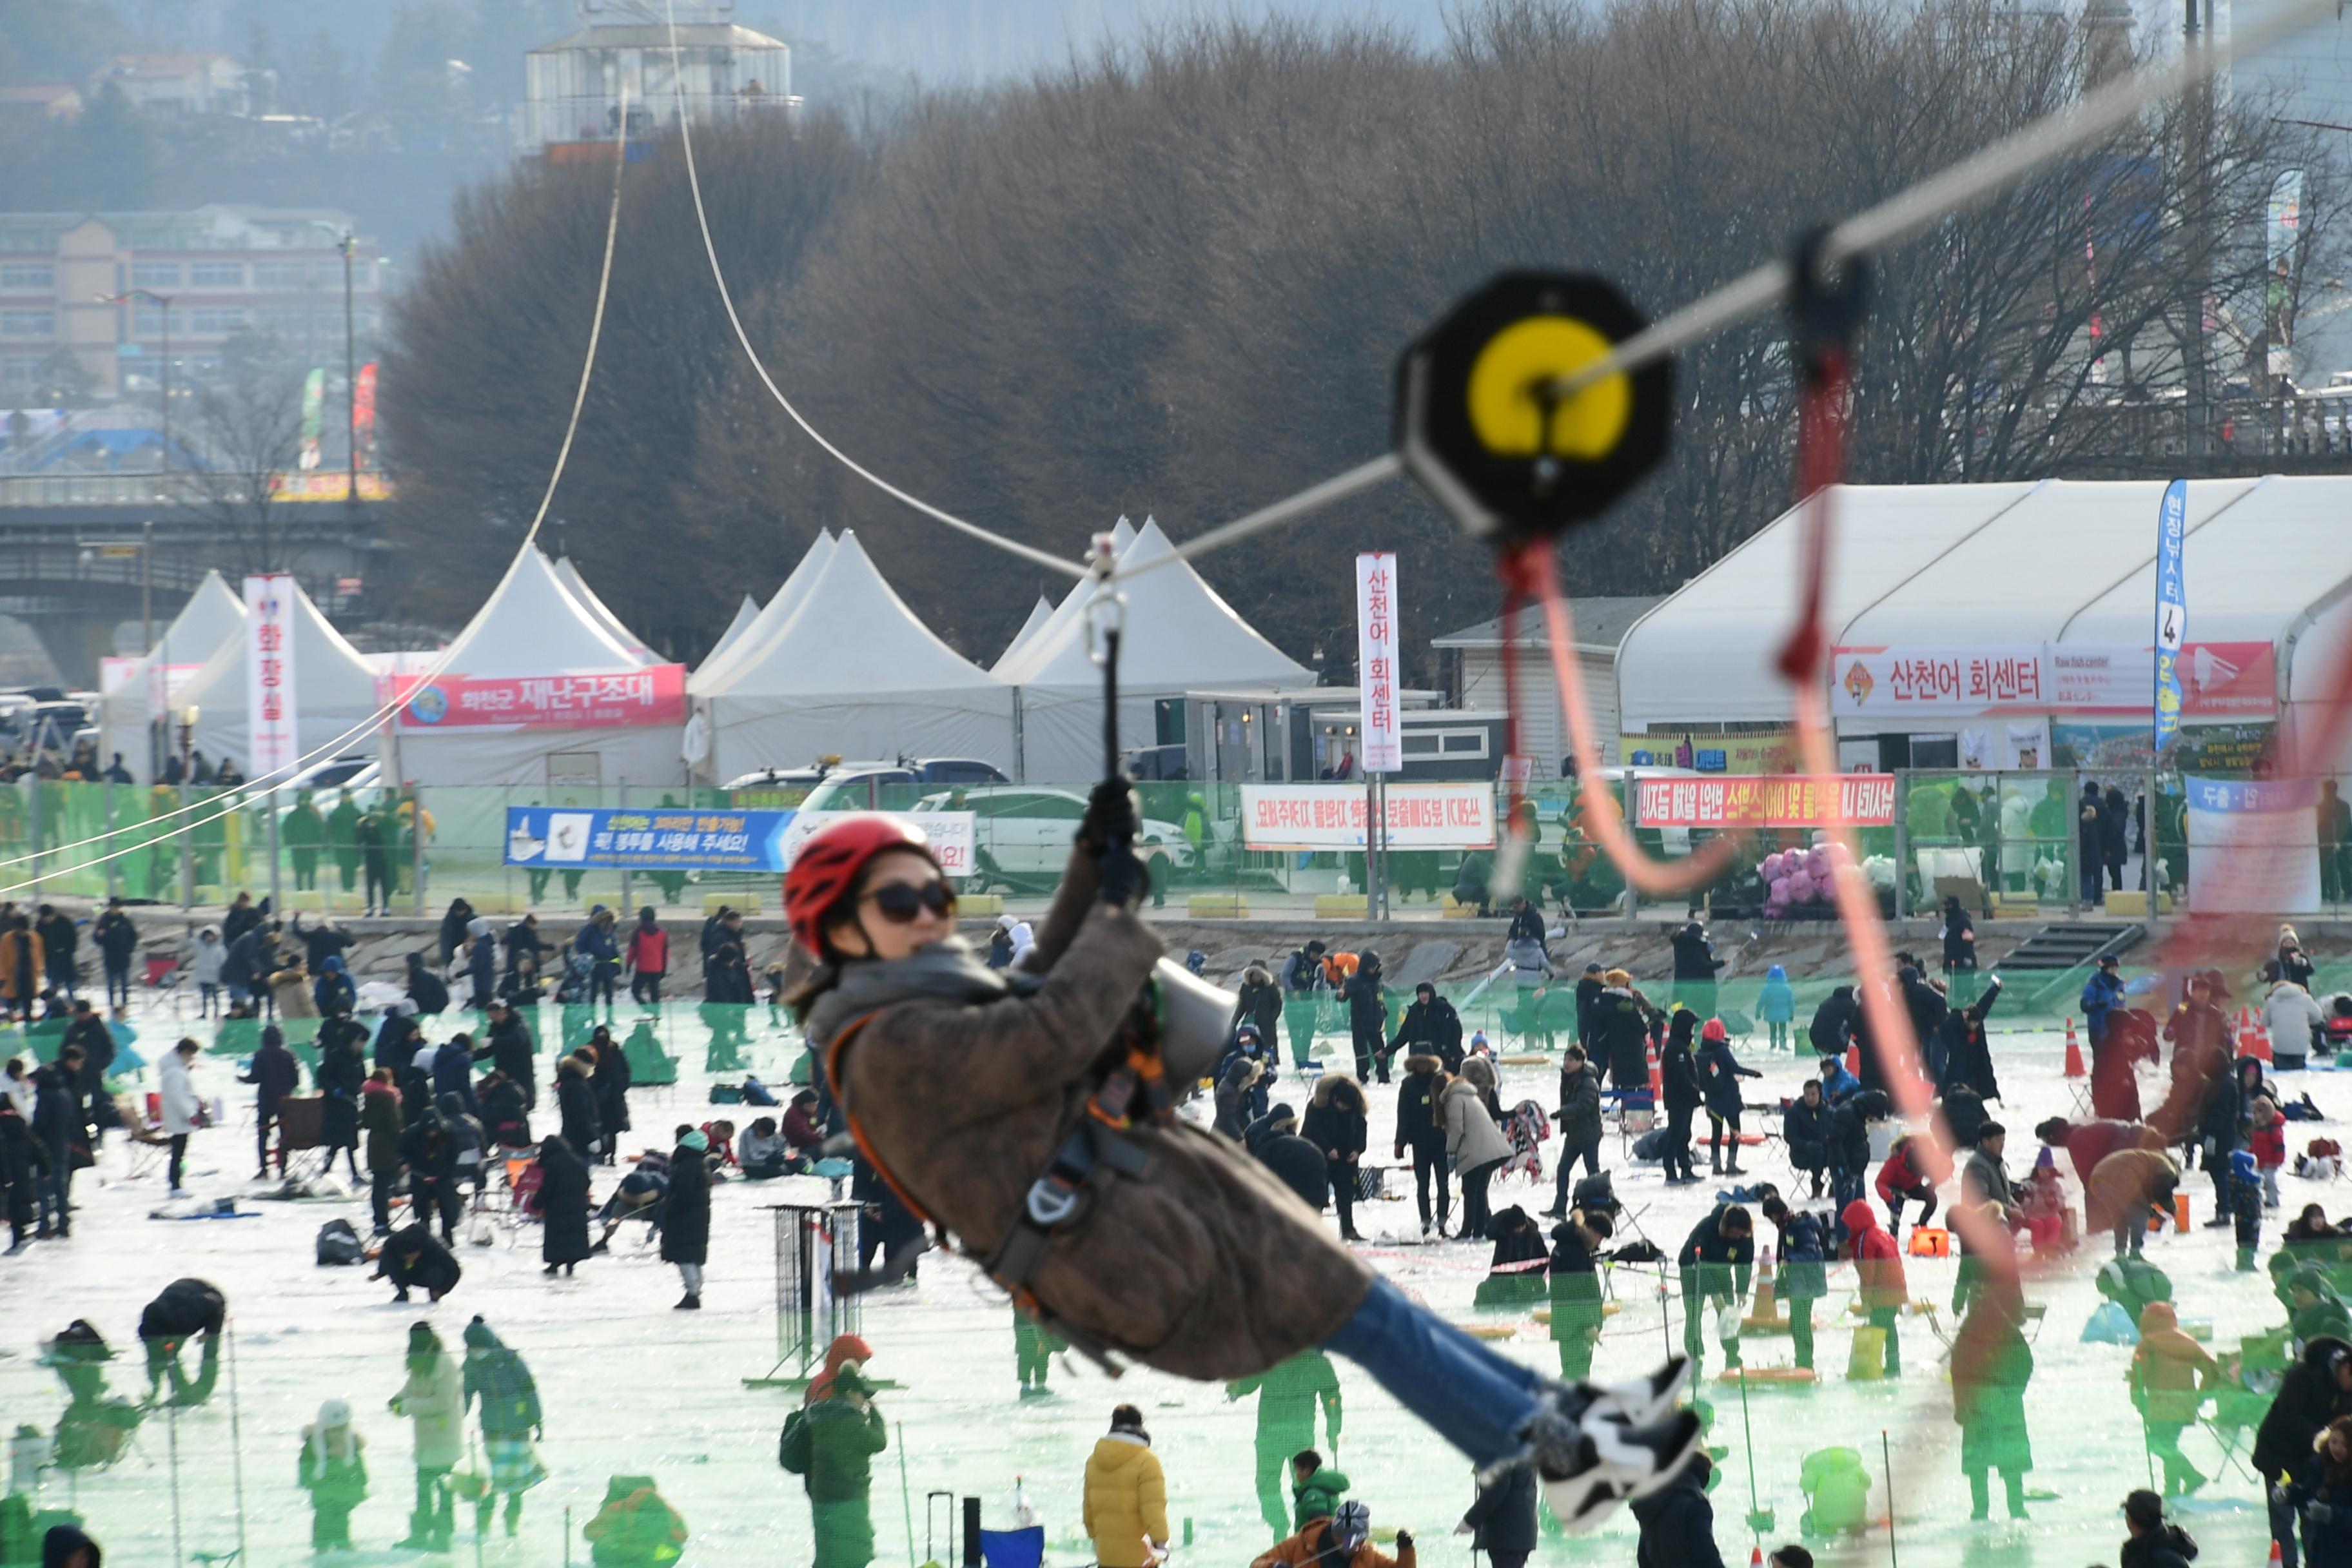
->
[0,471,391,509]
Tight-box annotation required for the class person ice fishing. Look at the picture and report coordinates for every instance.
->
[1228,1354,1344,1540]
[778,1362,887,1568]
[1547,1209,1611,1380]
[1675,1204,1753,1371]
[462,1317,545,1538]
[137,1277,224,1404]
[789,801,1700,1527]
[1252,1500,1411,1568]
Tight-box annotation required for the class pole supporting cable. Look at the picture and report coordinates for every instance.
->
[654,0,1088,584]
[0,79,638,892]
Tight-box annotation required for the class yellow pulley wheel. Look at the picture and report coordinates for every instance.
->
[1393,271,1672,545]
[1464,316,1632,460]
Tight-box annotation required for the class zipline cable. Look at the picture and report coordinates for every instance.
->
[652,0,1088,585]
[0,79,640,894]
[1144,0,2343,571]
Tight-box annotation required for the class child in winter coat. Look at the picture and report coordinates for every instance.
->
[1876,1135,1939,1240]
[191,928,225,1017]
[1842,1199,1908,1376]
[1757,966,1796,1051]
[2252,1095,2288,1210]
[2231,1148,2264,1273]
[297,1398,368,1550]
[2286,1415,2352,1565]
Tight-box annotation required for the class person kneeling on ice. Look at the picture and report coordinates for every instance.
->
[1251,1500,1411,1568]
[788,799,1700,1529]
[375,1223,462,1304]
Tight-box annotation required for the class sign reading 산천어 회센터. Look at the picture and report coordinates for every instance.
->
[504,807,975,876]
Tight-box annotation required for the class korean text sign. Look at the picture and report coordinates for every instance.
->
[243,574,300,773]
[1239,783,1496,851]
[1355,553,1401,774]
[504,807,974,876]
[1632,774,1897,828]
[388,665,688,730]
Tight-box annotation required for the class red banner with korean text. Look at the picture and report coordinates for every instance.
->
[1633,774,1897,829]
[382,665,687,730]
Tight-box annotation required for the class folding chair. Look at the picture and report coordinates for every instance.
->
[114,1092,171,1180]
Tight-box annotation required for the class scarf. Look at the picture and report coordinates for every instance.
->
[801,937,1043,1050]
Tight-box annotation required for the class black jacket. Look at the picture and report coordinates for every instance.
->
[556,1064,599,1153]
[34,912,74,970]
[239,1036,297,1108]
[1631,1464,1725,1568]
[1936,975,2006,1101]
[373,1015,424,1076]
[481,1076,532,1149]
[660,1142,711,1265]
[92,910,138,966]
[1676,1206,1755,1293]
[378,1226,462,1295]
[1256,1131,1329,1211]
[30,1060,83,1146]
[1574,975,1605,1049]
[1554,1061,1603,1148]
[475,1015,537,1086]
[1783,1096,1830,1160]
[1394,1064,1444,1146]
[1808,988,1858,1055]
[504,919,549,975]
[437,903,473,968]
[1594,987,1654,1092]
[1464,1466,1538,1554]
[1828,1090,1888,1171]
[406,964,450,1015]
[2255,1335,2352,1478]
[2119,1525,2198,1568]
[1661,1027,1703,1115]
[1342,966,1386,1032]
[536,1139,593,1265]
[63,1014,113,1083]
[1671,926,1724,982]
[1299,1091,1367,1166]
[220,928,267,989]
[1230,972,1282,1041]
[138,1277,226,1342]
[1389,995,1463,1069]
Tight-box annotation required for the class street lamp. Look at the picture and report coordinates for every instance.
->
[97,289,173,477]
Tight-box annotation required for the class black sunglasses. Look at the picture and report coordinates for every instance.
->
[861,880,955,924]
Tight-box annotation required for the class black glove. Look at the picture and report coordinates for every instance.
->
[1098,841,1149,908]
[2310,1501,2337,1526]
[1077,776,1140,855]
[1395,1531,1415,1549]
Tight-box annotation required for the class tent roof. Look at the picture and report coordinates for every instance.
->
[997,594,1054,667]
[1616,475,2352,730]
[175,574,378,720]
[1005,517,1310,691]
[554,556,651,661]
[705,593,762,667]
[698,530,1003,697]
[1433,596,1665,655]
[435,549,642,678]
[143,569,246,667]
[690,530,834,692]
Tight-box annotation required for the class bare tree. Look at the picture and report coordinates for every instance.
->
[181,329,309,575]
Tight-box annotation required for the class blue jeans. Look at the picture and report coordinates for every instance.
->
[1324,1276,1545,1465]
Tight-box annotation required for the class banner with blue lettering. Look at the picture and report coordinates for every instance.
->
[505,806,792,871]
[2154,477,2188,752]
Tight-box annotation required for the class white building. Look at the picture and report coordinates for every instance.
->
[524,1,794,160]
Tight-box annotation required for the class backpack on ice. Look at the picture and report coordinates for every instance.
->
[315,1218,364,1266]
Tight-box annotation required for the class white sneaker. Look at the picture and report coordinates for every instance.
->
[1540,1410,1706,1531]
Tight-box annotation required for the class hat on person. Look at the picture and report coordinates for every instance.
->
[996,914,1015,932]
[1701,1018,1727,1043]
[1329,1502,1371,1553]
[462,1316,498,1349]
[680,1130,709,1153]
[2096,953,2121,970]
[261,1024,284,1048]
[1268,1102,1297,1126]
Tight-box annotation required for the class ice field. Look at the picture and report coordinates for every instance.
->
[0,993,2322,1567]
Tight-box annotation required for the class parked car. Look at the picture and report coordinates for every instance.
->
[912,785,1192,888]
[794,760,1010,814]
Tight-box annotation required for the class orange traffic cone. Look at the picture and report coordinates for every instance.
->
[1649,1043,1663,1099]
[2064,1017,2086,1079]
[2271,1538,2286,1567]
[1750,1550,1764,1568]
[1846,1041,1863,1081]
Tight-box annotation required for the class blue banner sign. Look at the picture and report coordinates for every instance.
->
[505,806,793,872]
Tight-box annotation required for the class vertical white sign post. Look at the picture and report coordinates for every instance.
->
[245,574,299,909]
[1357,553,1400,919]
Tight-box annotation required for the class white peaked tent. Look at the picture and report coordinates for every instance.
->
[398,549,685,787]
[1008,518,1309,779]
[554,556,651,662]
[997,595,1054,668]
[177,577,382,778]
[705,593,763,667]
[1108,515,1137,554]
[696,529,1015,779]
[691,530,836,694]
[994,519,1139,682]
[99,571,250,783]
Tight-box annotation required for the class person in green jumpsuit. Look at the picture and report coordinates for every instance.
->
[1226,1353,1342,1540]
[328,789,362,895]
[1014,1308,1066,1398]
[779,1364,888,1568]
[283,790,326,894]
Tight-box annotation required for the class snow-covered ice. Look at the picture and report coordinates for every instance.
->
[0,997,2321,1567]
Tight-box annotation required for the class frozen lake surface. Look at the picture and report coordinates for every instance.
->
[0,998,2316,1567]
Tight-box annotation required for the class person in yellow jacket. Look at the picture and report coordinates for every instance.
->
[1251,1502,1415,1568]
[1083,1405,1169,1568]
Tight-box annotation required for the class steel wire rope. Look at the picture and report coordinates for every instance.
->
[0,77,639,896]
[652,0,1088,586]
[1113,0,2346,576]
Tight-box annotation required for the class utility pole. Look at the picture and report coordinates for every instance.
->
[339,232,359,507]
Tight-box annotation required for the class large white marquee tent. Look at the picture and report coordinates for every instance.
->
[97,571,250,783]
[1614,475,2352,766]
[175,576,384,778]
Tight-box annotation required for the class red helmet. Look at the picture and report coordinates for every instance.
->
[784,814,936,955]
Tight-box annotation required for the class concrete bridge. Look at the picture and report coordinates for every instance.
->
[0,470,385,683]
